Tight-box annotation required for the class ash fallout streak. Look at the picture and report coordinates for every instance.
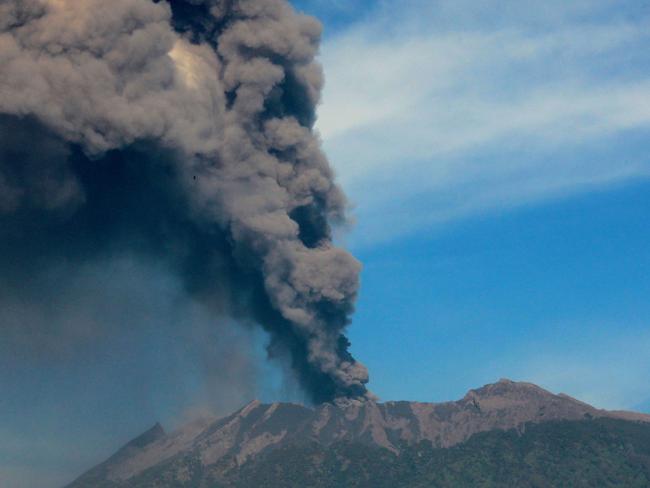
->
[0,0,370,403]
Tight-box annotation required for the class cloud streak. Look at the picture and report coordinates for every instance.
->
[317,0,650,245]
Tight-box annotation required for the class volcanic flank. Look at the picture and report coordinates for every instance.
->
[0,0,368,403]
[66,379,650,487]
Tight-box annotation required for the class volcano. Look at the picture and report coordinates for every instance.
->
[66,379,650,487]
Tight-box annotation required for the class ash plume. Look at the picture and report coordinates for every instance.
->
[0,0,369,403]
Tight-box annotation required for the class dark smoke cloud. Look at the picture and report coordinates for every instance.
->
[0,0,369,403]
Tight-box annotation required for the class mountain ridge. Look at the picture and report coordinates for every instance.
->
[65,379,650,487]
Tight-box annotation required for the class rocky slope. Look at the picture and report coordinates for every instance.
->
[65,379,650,487]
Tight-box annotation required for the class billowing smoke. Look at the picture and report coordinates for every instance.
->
[0,0,370,403]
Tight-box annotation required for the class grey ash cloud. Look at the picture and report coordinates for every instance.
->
[0,0,369,403]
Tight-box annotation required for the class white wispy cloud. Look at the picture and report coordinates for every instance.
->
[317,1,650,245]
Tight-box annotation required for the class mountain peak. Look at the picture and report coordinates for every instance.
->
[123,422,165,450]
[466,378,550,396]
[236,399,262,417]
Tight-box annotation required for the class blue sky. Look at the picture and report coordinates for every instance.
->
[2,1,650,487]
[290,0,650,412]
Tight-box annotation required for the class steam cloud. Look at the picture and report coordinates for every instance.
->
[0,0,370,403]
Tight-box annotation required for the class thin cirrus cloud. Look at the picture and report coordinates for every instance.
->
[316,0,650,246]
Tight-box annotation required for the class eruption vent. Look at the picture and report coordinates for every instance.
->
[0,0,369,403]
